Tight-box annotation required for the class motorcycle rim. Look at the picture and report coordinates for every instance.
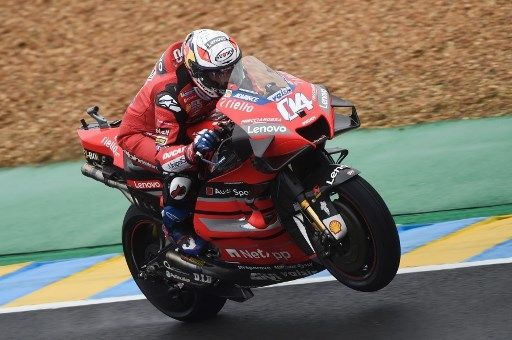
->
[129,220,198,318]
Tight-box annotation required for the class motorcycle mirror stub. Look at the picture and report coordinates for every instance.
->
[86,105,110,128]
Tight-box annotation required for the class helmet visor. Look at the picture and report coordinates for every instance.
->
[199,63,244,94]
[207,67,233,88]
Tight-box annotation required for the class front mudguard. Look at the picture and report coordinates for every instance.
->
[305,164,360,198]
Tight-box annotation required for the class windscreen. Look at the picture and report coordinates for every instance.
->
[226,56,293,101]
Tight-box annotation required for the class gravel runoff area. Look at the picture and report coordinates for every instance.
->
[0,0,510,166]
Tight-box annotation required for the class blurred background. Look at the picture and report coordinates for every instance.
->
[1,0,511,259]
[0,2,511,332]
[0,0,510,167]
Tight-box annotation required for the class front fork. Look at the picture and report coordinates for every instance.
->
[278,168,349,251]
[298,194,347,242]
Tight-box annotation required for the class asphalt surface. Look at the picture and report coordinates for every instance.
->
[0,263,510,340]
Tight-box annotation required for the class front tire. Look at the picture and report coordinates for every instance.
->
[312,176,400,292]
[121,205,226,322]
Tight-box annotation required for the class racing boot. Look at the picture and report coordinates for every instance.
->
[162,205,207,256]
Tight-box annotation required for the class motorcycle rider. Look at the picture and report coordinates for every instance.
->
[117,29,242,256]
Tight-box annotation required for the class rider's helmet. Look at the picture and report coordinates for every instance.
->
[182,29,242,98]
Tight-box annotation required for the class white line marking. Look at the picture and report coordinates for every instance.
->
[0,295,146,314]
[1,257,511,314]
[266,257,512,288]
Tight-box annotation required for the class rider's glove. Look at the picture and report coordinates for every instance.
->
[209,110,234,139]
[184,129,221,164]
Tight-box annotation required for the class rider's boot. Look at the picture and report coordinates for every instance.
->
[162,205,207,256]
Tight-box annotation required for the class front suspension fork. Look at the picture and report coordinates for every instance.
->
[298,195,335,241]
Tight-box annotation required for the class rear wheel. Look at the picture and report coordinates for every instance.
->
[122,205,226,322]
[311,176,400,292]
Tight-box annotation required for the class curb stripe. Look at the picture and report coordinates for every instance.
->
[91,278,140,299]
[5,255,131,307]
[0,254,113,306]
[2,257,511,315]
[1,215,510,306]
[396,223,433,232]
[0,262,32,278]
[399,217,485,254]
[400,215,512,267]
[468,239,512,262]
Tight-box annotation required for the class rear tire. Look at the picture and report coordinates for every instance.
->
[122,205,226,322]
[312,176,400,292]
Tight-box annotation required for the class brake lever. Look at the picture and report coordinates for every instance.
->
[196,151,227,171]
[196,151,215,165]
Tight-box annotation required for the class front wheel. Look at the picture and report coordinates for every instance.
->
[311,176,401,292]
[121,205,226,322]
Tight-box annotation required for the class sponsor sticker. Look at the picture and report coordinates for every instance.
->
[215,47,235,64]
[125,151,158,170]
[313,185,321,198]
[155,128,170,136]
[226,248,292,261]
[157,94,181,112]
[318,88,329,109]
[156,53,166,75]
[250,272,282,281]
[146,68,156,82]
[326,165,349,185]
[233,92,259,103]
[329,220,342,234]
[162,156,189,172]
[322,214,347,240]
[218,98,254,113]
[127,180,163,190]
[204,185,249,198]
[267,87,293,101]
[162,146,186,160]
[240,117,281,124]
[101,136,120,157]
[193,273,213,284]
[250,269,319,281]
[205,36,228,49]
[301,116,316,126]
[244,123,289,136]
[320,201,330,215]
[83,150,99,161]
[155,136,167,146]
[180,88,196,99]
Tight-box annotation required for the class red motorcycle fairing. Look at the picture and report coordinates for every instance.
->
[77,57,337,267]
[190,70,337,265]
[220,80,333,156]
[190,138,286,235]
[213,232,313,265]
[77,127,125,169]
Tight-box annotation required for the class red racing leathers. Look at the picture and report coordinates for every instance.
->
[117,41,218,173]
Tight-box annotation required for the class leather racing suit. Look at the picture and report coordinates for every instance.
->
[117,41,220,255]
[117,41,219,173]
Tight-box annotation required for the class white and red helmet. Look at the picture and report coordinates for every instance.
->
[182,29,242,97]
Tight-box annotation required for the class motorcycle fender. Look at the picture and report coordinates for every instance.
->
[309,164,360,197]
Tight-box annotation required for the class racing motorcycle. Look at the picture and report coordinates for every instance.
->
[77,56,400,322]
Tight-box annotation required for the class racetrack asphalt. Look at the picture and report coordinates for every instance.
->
[0,263,510,340]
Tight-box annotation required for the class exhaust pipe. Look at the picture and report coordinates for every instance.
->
[81,163,128,191]
[164,249,254,302]
[165,250,240,281]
